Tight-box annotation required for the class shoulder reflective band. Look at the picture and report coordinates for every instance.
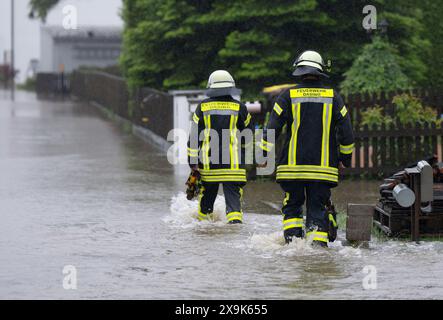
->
[306,231,329,243]
[288,102,301,165]
[340,143,355,155]
[290,88,334,98]
[273,103,283,116]
[340,105,348,117]
[201,101,240,112]
[193,113,200,124]
[321,104,333,167]
[244,113,252,127]
[229,115,239,169]
[283,218,304,230]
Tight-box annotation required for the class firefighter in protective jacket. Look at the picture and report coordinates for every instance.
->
[259,51,355,246]
[187,70,253,224]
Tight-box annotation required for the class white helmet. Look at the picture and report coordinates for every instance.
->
[207,70,236,89]
[293,50,329,78]
[293,50,325,71]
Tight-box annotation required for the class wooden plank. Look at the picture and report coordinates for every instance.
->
[411,174,421,241]
[354,125,361,171]
[347,204,374,241]
[389,122,397,173]
[380,123,387,175]
[363,125,369,171]
[423,123,431,156]
[372,125,378,174]
[415,123,421,162]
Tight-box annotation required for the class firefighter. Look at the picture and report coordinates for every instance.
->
[258,51,355,246]
[187,70,253,224]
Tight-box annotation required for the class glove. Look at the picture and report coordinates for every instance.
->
[339,154,352,168]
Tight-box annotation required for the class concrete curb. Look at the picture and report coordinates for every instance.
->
[90,101,172,153]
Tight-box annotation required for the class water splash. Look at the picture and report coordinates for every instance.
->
[247,231,325,258]
[247,231,364,258]
[164,192,227,228]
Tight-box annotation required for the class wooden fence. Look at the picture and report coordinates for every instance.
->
[344,88,443,129]
[70,70,173,141]
[265,87,443,177]
[342,88,443,176]
[70,71,443,177]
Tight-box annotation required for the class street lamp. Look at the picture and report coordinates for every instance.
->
[10,0,15,101]
[378,18,389,35]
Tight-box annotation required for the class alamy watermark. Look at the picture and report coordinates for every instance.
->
[362,5,377,31]
[362,265,377,290]
[63,265,77,290]
[167,128,276,176]
[62,5,78,30]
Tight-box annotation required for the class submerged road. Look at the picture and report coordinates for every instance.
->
[0,91,442,299]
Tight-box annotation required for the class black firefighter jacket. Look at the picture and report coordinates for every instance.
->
[259,79,355,187]
[187,95,253,183]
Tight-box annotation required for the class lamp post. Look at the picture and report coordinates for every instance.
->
[10,0,15,101]
[378,18,389,36]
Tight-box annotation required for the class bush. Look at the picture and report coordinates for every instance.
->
[360,106,393,128]
[340,36,411,96]
[361,94,439,128]
[392,94,440,126]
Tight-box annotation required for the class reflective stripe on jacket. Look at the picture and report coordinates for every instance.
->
[259,80,355,186]
[187,96,252,183]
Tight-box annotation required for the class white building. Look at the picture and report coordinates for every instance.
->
[39,25,122,73]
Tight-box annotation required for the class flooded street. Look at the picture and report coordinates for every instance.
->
[1,91,442,299]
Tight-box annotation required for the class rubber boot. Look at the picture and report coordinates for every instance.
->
[311,240,328,248]
[228,220,242,225]
[284,228,304,244]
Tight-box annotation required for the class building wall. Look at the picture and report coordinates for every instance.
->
[39,27,54,73]
[39,28,121,73]
[51,40,121,73]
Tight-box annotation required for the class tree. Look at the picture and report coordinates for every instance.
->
[29,0,59,21]
[420,0,443,88]
[120,0,370,97]
[375,0,429,87]
[29,0,438,97]
[121,0,433,97]
[340,36,410,96]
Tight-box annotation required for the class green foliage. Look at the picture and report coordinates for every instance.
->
[420,0,443,88]
[376,0,430,87]
[29,1,440,97]
[29,0,59,21]
[340,36,410,96]
[361,94,439,128]
[392,94,440,126]
[120,0,368,96]
[120,0,434,97]
[360,106,393,128]
[17,77,37,91]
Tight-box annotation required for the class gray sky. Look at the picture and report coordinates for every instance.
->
[0,0,123,82]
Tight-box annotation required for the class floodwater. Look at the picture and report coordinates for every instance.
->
[0,91,442,300]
